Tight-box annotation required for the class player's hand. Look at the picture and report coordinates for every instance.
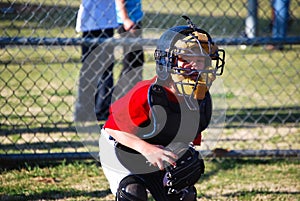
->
[123,18,135,32]
[141,144,178,170]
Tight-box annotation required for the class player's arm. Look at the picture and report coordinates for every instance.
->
[115,0,135,31]
[105,128,177,170]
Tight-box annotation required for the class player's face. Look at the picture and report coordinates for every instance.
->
[177,46,209,70]
[178,56,206,71]
[177,47,210,81]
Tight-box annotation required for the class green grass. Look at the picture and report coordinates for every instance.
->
[0,159,299,200]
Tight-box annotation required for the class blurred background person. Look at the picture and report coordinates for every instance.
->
[74,0,118,122]
[115,0,144,95]
[266,0,291,50]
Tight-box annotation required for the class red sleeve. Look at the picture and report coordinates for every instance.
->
[104,79,154,134]
[193,133,202,146]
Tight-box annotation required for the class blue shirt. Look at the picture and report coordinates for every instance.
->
[116,0,144,24]
[76,0,118,32]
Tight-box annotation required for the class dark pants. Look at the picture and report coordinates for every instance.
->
[115,22,144,97]
[75,28,114,121]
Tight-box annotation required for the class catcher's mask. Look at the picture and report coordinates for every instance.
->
[154,16,225,110]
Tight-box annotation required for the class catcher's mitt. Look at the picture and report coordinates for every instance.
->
[163,142,205,194]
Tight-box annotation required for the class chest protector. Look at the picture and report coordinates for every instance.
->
[137,84,212,146]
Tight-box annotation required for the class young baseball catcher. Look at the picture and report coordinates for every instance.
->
[99,16,225,201]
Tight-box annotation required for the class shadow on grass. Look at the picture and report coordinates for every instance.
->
[1,107,299,136]
[198,158,300,199]
[222,190,300,197]
[225,106,300,128]
[201,158,299,181]
[0,189,112,201]
[1,159,298,200]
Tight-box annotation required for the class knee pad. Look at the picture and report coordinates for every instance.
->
[116,175,147,201]
[167,186,197,201]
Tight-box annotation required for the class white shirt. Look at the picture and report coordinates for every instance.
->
[76,0,118,32]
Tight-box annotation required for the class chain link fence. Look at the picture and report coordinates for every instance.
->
[0,0,299,163]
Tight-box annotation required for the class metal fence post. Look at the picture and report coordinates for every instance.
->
[245,0,258,38]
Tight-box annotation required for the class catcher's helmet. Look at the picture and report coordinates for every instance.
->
[154,16,225,104]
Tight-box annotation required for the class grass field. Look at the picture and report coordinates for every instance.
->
[0,158,299,200]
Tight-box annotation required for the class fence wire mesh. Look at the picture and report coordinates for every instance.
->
[0,0,299,161]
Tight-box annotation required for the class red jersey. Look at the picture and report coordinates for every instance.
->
[103,76,202,145]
